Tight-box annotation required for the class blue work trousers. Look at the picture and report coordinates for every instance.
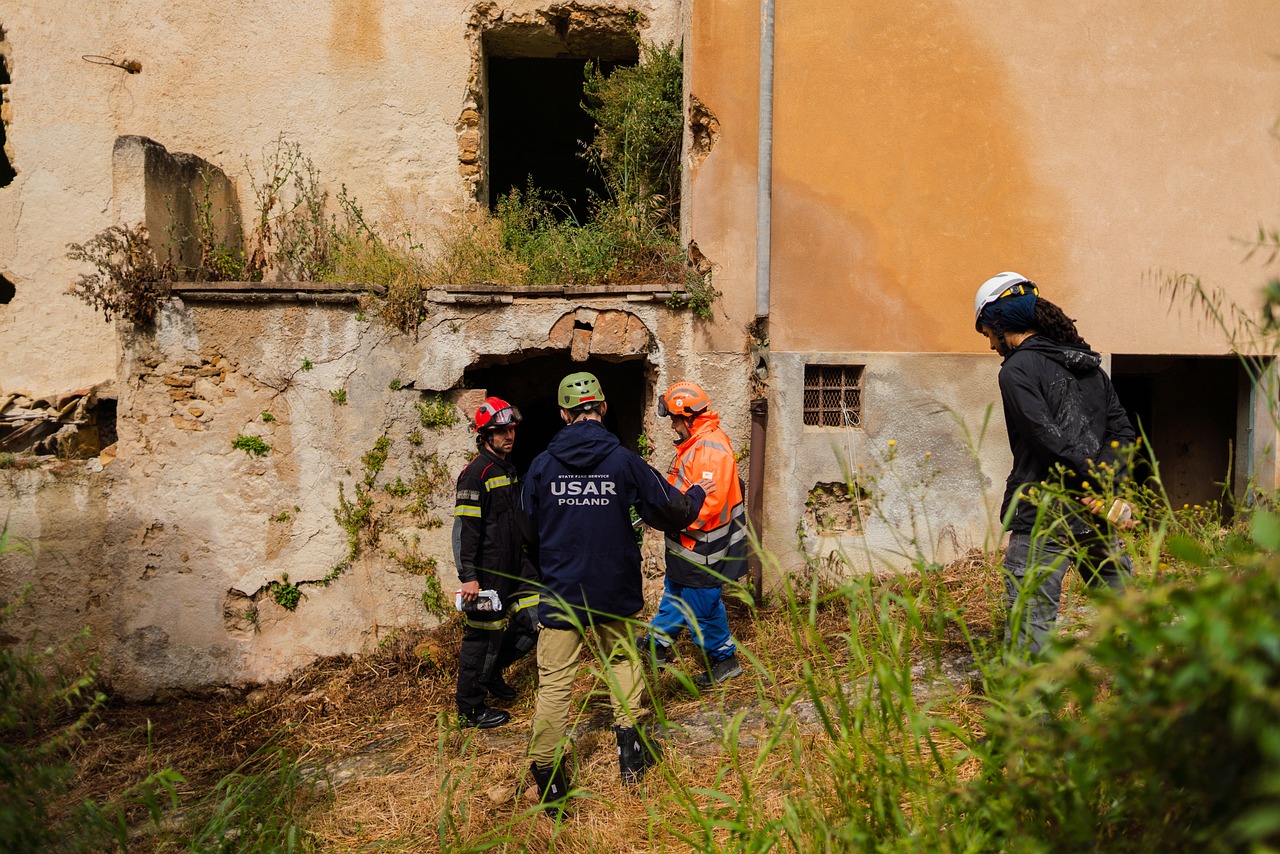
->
[650,578,735,661]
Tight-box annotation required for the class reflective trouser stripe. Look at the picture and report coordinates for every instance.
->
[465,616,507,630]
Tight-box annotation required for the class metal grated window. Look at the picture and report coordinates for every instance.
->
[803,364,864,427]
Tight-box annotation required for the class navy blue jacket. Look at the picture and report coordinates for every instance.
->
[521,419,706,629]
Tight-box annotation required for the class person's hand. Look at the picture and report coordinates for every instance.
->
[459,580,480,602]
[693,477,716,495]
[1080,496,1137,530]
[1080,496,1105,515]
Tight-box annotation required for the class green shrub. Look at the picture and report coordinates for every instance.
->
[964,527,1280,852]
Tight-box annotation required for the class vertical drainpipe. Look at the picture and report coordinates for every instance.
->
[747,0,775,604]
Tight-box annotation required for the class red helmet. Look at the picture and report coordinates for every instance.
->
[473,397,521,432]
[658,381,711,418]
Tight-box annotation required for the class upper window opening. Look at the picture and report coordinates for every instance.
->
[804,365,864,428]
[487,56,630,223]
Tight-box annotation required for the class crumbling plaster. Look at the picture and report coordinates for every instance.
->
[0,0,683,394]
[0,292,745,698]
[766,351,1013,579]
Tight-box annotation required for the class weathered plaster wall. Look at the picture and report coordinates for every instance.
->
[0,0,684,394]
[0,292,739,697]
[687,1,1280,570]
[767,352,1011,578]
[697,1,1280,356]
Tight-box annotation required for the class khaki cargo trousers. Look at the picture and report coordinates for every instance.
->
[528,615,644,767]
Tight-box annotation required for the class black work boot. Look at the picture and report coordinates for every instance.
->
[694,653,743,688]
[480,673,517,701]
[638,636,672,670]
[615,725,662,784]
[529,761,570,819]
[459,705,510,729]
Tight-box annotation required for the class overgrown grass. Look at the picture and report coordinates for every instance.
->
[0,527,180,853]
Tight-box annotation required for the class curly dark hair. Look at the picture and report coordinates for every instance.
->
[1034,298,1091,350]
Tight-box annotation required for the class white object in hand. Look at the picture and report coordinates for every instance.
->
[455,589,503,612]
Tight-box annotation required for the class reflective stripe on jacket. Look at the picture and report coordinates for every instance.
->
[451,446,539,596]
[663,410,748,588]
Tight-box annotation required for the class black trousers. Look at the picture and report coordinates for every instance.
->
[455,590,538,713]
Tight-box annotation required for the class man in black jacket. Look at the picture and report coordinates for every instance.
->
[452,396,540,729]
[520,372,712,816]
[975,273,1135,656]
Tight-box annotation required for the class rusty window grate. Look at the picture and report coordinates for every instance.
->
[803,365,864,427]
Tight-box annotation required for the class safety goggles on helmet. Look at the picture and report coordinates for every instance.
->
[473,397,521,432]
[974,272,1038,332]
[657,382,710,418]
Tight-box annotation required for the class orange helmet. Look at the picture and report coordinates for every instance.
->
[658,381,711,418]
[473,397,521,432]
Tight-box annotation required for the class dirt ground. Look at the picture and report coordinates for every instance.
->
[55,552,1011,851]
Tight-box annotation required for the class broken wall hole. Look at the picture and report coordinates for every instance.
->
[804,481,871,536]
[465,352,649,475]
[688,94,720,168]
[0,389,117,459]
[0,25,11,188]
[0,272,13,304]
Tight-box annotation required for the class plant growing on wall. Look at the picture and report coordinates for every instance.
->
[417,395,458,430]
[66,224,174,326]
[232,434,271,457]
[164,169,256,283]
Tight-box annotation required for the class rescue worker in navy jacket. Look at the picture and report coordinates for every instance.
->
[640,380,748,687]
[452,396,540,729]
[520,372,713,817]
[975,273,1135,657]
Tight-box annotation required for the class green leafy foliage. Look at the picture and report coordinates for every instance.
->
[232,434,271,457]
[967,552,1280,852]
[416,395,457,430]
[270,576,302,611]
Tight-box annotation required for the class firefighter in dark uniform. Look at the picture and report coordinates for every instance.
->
[453,396,540,729]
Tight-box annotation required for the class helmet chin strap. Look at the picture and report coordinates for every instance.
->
[993,302,1013,356]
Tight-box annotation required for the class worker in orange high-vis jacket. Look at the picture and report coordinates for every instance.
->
[640,381,748,687]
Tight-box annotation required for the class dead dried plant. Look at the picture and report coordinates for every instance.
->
[66,223,173,326]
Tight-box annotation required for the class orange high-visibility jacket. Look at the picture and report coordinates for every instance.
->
[663,410,748,587]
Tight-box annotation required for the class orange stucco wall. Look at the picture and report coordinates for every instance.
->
[690,1,1280,356]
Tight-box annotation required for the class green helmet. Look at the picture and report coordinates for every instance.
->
[558,372,605,409]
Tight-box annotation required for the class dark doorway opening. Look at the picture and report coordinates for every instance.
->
[1112,355,1248,510]
[486,56,629,223]
[465,353,649,476]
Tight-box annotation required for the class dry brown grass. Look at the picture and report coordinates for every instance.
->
[53,550,1004,851]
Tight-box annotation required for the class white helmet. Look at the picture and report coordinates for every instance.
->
[974,272,1037,331]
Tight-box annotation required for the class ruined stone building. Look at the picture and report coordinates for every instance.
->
[0,1,1277,697]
